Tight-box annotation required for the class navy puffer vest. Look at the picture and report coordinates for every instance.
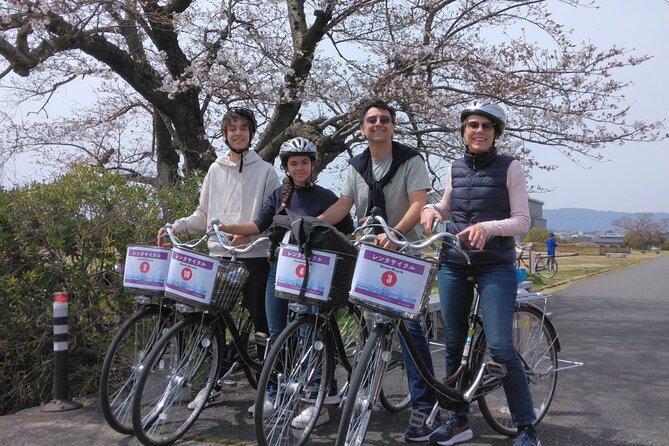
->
[442,148,517,266]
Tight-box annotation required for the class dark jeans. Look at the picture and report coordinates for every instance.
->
[437,262,536,426]
[239,257,270,336]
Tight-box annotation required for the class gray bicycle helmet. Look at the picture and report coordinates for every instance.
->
[279,137,318,166]
[460,100,507,136]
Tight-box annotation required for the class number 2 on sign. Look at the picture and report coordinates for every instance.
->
[381,271,397,287]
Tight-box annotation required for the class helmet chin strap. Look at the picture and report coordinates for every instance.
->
[225,140,250,173]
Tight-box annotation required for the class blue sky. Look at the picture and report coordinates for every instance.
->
[527,1,669,213]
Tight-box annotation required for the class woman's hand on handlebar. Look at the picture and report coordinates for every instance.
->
[420,207,442,235]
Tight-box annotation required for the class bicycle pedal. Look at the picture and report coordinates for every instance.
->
[485,361,507,379]
[408,408,427,427]
[218,378,238,387]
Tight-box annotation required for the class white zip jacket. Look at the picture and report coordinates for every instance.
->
[172,150,280,258]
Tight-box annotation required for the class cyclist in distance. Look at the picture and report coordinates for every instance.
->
[318,98,441,443]
[216,136,354,427]
[420,101,540,446]
[156,107,280,408]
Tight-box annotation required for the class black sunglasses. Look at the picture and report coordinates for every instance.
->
[365,115,392,125]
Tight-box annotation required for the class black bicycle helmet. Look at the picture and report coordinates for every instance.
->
[460,100,507,136]
[223,106,257,138]
[279,137,318,167]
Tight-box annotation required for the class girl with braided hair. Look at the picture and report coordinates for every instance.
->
[217,137,354,426]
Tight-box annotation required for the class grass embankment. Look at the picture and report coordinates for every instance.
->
[530,250,666,292]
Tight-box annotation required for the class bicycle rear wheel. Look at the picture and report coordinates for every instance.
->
[100,304,173,434]
[477,304,558,436]
[132,315,221,446]
[335,325,391,446]
[255,313,333,446]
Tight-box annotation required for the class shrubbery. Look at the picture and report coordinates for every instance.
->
[0,164,201,414]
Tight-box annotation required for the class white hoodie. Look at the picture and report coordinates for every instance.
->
[172,150,280,257]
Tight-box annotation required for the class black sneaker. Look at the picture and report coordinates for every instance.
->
[428,412,473,445]
[403,408,441,443]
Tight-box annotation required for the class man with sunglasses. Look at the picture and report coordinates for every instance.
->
[157,107,280,409]
[420,101,540,446]
[319,98,440,442]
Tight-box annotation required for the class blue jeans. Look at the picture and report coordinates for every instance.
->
[398,319,438,410]
[437,262,536,425]
[264,260,329,399]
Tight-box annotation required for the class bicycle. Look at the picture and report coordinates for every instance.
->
[336,214,577,446]
[516,245,558,279]
[130,222,270,446]
[254,225,417,446]
[99,243,189,434]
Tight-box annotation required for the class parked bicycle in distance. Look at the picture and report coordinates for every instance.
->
[516,245,558,279]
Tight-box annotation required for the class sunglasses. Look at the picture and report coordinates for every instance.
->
[365,115,392,125]
[464,121,495,131]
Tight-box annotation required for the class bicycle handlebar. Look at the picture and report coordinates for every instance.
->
[357,209,470,264]
[162,219,270,257]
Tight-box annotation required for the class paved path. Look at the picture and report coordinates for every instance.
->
[1,254,668,445]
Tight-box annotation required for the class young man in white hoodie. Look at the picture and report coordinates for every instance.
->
[157,107,280,407]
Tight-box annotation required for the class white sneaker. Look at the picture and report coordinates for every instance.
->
[290,406,329,429]
[187,388,223,410]
[302,393,342,405]
[248,398,276,418]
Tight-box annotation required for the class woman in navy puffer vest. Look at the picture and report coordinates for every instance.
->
[420,102,541,446]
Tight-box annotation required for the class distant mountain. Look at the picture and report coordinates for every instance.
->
[543,208,669,233]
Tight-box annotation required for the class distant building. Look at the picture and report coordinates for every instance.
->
[592,231,626,246]
[528,197,547,231]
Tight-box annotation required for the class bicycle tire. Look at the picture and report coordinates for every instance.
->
[218,310,259,389]
[334,306,367,401]
[335,325,390,446]
[378,330,411,412]
[132,315,221,446]
[477,304,559,436]
[535,257,557,279]
[99,304,173,434]
[255,313,333,446]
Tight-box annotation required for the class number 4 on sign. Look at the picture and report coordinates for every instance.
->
[381,271,397,287]
[295,264,306,278]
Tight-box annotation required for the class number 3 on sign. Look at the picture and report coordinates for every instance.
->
[381,271,397,287]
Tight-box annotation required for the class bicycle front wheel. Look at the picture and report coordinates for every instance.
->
[255,313,333,446]
[379,330,411,412]
[99,304,173,434]
[132,315,221,446]
[477,304,558,436]
[336,325,391,446]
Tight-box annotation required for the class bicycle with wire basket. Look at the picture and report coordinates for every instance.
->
[129,221,270,446]
[335,212,582,446]
[253,230,413,446]
[100,242,187,435]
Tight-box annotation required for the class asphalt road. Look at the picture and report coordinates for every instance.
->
[1,254,668,445]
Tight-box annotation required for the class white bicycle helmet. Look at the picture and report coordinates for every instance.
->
[279,137,318,166]
[460,100,507,135]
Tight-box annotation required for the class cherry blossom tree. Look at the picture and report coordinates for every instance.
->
[0,0,664,188]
